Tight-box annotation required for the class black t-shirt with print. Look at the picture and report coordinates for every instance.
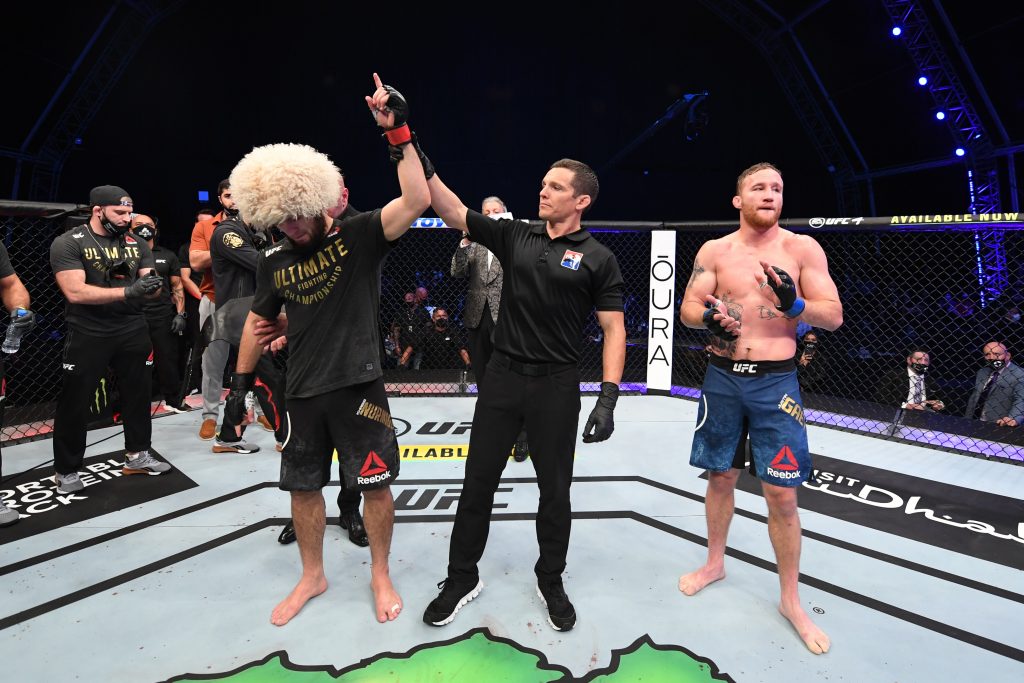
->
[144,245,181,316]
[464,210,624,365]
[49,224,155,335]
[251,210,392,398]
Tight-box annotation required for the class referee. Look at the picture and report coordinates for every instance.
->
[421,157,626,632]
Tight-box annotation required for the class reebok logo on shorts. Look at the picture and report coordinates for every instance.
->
[358,450,392,485]
[767,445,802,480]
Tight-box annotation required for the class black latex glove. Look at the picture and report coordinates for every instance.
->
[170,313,187,335]
[582,382,619,443]
[223,372,255,427]
[387,132,435,179]
[124,274,163,300]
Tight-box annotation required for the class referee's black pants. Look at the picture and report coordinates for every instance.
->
[53,328,152,475]
[447,352,580,586]
[145,309,181,405]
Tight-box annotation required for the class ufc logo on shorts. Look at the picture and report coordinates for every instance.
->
[732,362,758,374]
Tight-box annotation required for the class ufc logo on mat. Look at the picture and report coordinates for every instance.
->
[732,363,758,374]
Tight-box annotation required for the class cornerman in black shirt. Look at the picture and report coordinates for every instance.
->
[49,185,172,495]
[129,215,189,413]
[420,157,626,633]
[225,73,429,627]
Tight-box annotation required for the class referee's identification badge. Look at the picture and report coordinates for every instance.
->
[560,249,583,270]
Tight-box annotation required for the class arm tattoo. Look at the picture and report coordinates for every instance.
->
[686,259,705,289]
[757,305,779,319]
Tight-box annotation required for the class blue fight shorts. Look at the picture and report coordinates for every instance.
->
[689,355,811,487]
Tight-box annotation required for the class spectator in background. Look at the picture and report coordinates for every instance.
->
[416,286,433,316]
[876,348,944,411]
[795,331,827,395]
[393,290,430,369]
[965,341,1024,426]
[130,215,189,413]
[419,308,470,370]
[993,303,1023,353]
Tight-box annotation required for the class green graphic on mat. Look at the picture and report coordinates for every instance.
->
[165,629,734,682]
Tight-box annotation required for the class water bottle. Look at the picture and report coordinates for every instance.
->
[459,369,469,394]
[2,309,28,354]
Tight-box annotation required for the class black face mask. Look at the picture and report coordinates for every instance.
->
[803,342,817,352]
[911,363,929,374]
[100,212,129,236]
[988,359,1005,370]
[435,318,449,329]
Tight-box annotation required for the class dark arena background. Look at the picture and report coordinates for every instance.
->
[1,2,1022,682]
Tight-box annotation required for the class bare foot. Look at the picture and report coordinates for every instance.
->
[371,575,402,623]
[779,601,830,654]
[270,575,328,626]
[678,565,726,596]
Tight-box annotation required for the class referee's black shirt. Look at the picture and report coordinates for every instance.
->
[465,209,623,365]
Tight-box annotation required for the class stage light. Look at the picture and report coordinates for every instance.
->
[891,26,902,36]
[198,190,209,201]
[955,148,965,157]
[935,111,946,120]
[918,76,928,86]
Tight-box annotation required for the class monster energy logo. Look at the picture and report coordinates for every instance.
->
[91,377,109,415]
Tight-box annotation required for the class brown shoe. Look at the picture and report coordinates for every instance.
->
[257,415,274,432]
[199,418,217,440]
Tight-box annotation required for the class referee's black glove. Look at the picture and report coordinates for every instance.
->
[582,382,619,443]
[170,313,186,335]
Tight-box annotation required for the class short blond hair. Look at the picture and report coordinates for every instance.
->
[735,162,782,194]
[230,143,342,229]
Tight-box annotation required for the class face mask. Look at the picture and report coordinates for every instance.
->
[911,363,928,374]
[132,224,156,240]
[989,359,1005,370]
[100,211,129,236]
[803,342,817,351]
[435,318,449,329]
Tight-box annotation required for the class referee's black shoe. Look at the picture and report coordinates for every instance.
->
[339,510,369,547]
[423,578,483,626]
[537,580,576,631]
[513,437,529,462]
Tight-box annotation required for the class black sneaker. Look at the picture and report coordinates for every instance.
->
[513,438,529,462]
[537,581,576,631]
[422,578,483,626]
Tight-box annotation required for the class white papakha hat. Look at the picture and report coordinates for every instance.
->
[230,143,341,229]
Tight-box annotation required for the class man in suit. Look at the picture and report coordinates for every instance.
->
[965,341,1024,426]
[876,348,944,411]
[451,196,529,461]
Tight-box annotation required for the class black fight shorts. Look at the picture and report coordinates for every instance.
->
[279,378,400,492]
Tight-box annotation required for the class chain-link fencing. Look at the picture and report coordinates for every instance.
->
[4,201,1024,463]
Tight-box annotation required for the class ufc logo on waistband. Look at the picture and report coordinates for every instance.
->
[732,363,758,374]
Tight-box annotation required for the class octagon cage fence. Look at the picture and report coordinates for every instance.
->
[2,200,1023,464]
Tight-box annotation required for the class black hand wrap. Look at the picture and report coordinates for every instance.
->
[223,372,255,427]
[703,305,738,341]
[582,382,619,443]
[171,313,187,335]
[766,266,805,317]
[388,132,435,180]
[124,274,163,300]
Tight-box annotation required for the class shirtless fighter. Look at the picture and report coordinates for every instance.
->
[678,162,842,654]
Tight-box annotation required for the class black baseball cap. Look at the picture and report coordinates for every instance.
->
[89,185,133,207]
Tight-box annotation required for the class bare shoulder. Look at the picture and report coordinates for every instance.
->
[782,230,826,259]
[697,234,732,265]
